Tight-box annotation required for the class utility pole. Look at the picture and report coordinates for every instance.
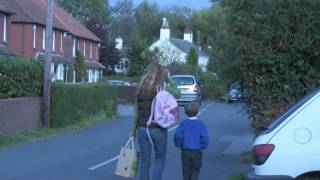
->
[42,0,53,128]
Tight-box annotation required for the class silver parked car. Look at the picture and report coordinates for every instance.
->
[106,80,130,86]
[171,75,202,105]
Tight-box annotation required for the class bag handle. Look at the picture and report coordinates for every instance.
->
[124,137,135,150]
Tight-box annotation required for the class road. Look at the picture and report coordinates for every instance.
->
[0,102,254,180]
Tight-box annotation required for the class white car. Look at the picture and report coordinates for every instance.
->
[248,88,320,180]
[171,75,202,105]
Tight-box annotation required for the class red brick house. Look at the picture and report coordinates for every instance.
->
[0,0,105,83]
[0,4,16,56]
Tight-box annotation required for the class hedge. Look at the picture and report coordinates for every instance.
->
[50,83,117,127]
[0,56,43,99]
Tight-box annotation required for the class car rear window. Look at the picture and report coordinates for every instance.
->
[262,88,320,134]
[171,77,195,86]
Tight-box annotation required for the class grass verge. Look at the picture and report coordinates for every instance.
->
[0,113,114,150]
[227,172,247,180]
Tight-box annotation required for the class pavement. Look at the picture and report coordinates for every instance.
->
[0,101,254,180]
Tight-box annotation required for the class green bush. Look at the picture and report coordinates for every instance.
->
[0,56,43,99]
[207,0,320,129]
[50,83,117,127]
[199,71,226,100]
[166,62,195,75]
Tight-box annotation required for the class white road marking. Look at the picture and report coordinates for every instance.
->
[88,102,214,171]
[88,155,119,170]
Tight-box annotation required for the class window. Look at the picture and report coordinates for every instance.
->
[90,43,92,59]
[42,28,46,50]
[3,16,7,42]
[32,24,36,48]
[72,38,76,57]
[83,41,86,57]
[60,32,63,52]
[96,43,98,59]
[52,31,55,51]
[171,76,195,86]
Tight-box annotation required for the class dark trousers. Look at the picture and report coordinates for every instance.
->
[181,149,202,180]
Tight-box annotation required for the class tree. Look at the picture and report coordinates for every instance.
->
[134,1,161,44]
[187,48,198,67]
[203,0,320,129]
[75,50,87,82]
[110,0,136,43]
[99,41,121,74]
[160,7,192,39]
[57,0,109,25]
[127,41,151,77]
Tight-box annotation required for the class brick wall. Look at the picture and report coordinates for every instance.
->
[0,97,41,134]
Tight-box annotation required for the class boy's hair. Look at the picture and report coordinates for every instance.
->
[185,102,199,117]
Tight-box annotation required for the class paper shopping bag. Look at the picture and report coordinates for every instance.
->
[115,138,139,178]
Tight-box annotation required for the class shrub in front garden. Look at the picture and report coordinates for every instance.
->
[50,83,117,127]
[0,56,43,99]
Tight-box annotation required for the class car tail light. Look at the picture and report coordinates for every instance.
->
[194,85,199,92]
[252,144,275,165]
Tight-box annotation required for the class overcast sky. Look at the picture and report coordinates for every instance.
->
[109,0,212,9]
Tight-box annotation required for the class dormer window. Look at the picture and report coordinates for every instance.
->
[72,38,76,57]
[83,41,86,57]
[32,24,36,48]
[42,28,46,50]
[3,16,7,42]
[90,43,92,59]
[60,32,63,52]
[52,31,55,51]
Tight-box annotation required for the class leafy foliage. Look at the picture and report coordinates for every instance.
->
[198,71,225,100]
[134,1,162,45]
[187,48,198,67]
[100,41,121,74]
[75,50,87,82]
[50,83,117,127]
[0,56,43,99]
[205,0,320,128]
[166,62,194,75]
[127,41,152,76]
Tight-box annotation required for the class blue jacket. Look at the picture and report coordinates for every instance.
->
[174,117,209,150]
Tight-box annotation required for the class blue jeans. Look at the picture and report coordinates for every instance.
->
[137,127,168,180]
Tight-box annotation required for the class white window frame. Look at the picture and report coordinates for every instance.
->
[72,38,76,57]
[3,16,7,42]
[90,43,92,59]
[32,24,36,48]
[60,31,63,52]
[52,30,55,51]
[42,28,46,50]
[83,41,86,57]
[96,43,98,59]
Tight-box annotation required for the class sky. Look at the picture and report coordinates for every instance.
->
[109,0,212,10]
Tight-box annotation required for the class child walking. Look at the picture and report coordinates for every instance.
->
[174,102,209,180]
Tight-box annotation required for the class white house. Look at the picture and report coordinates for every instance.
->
[114,37,129,74]
[149,18,209,71]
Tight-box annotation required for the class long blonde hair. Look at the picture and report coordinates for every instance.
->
[137,62,165,98]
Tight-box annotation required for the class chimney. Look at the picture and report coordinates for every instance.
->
[160,17,170,40]
[184,28,193,43]
[115,37,123,50]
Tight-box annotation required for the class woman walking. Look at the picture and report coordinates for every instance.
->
[131,62,179,180]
